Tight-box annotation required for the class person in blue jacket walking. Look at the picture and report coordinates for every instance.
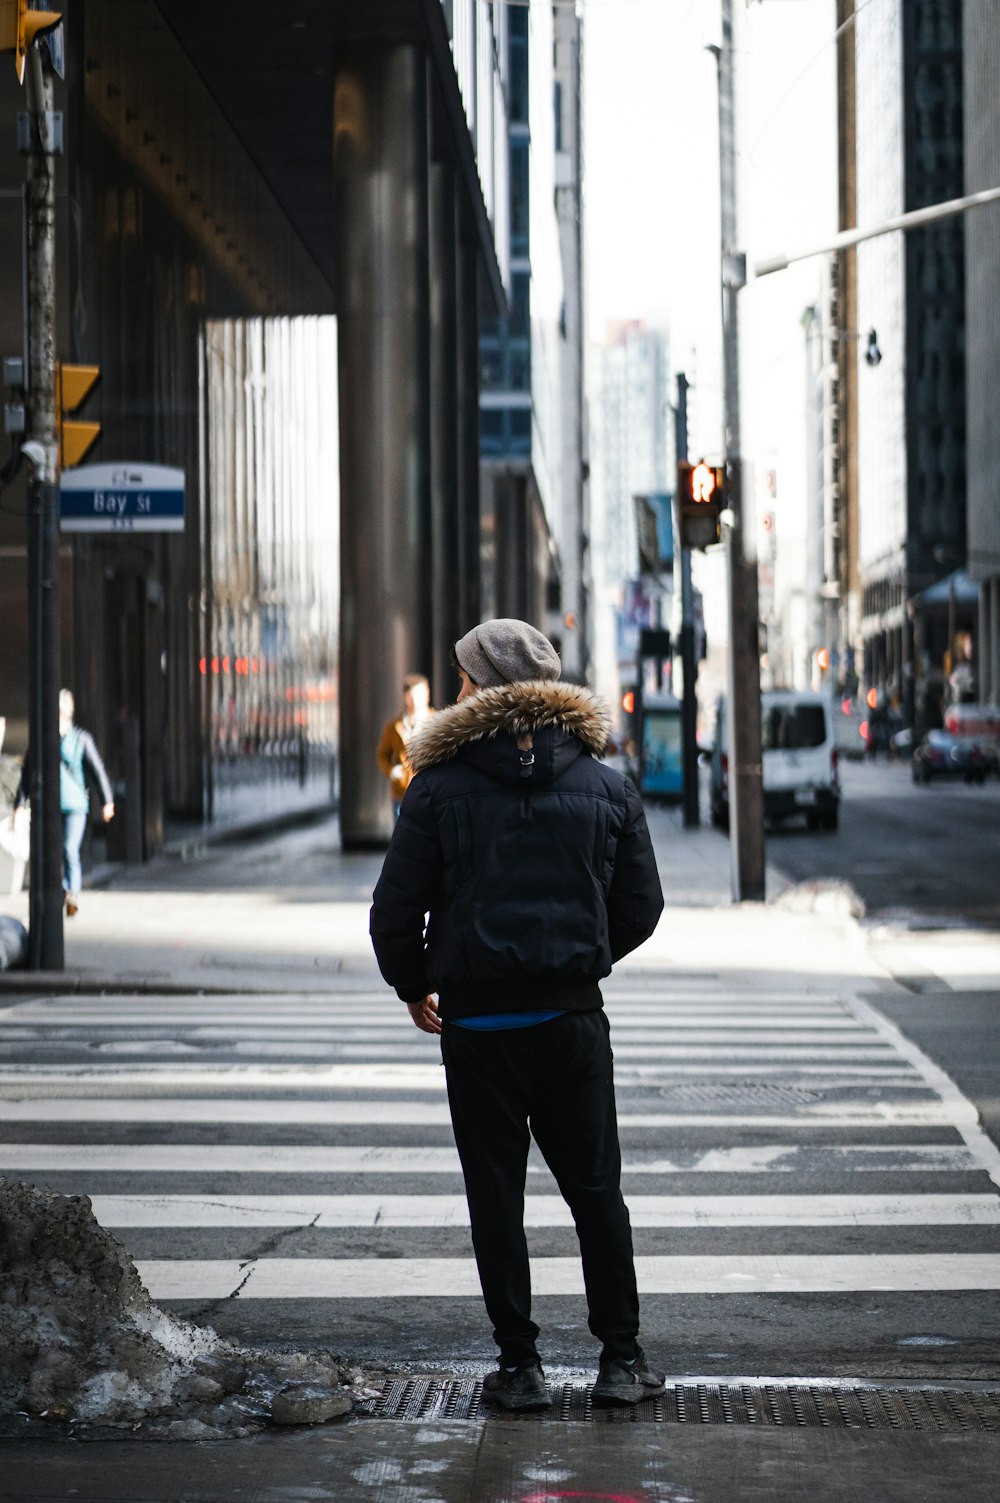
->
[17,689,115,917]
[56,689,114,915]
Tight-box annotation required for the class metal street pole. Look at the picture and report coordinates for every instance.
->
[675,373,699,828]
[719,0,765,902]
[24,43,63,969]
[753,182,1000,279]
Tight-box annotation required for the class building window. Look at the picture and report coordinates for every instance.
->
[508,10,528,124]
[510,140,529,256]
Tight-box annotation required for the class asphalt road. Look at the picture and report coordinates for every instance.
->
[764,757,1000,926]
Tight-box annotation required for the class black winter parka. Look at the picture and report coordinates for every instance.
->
[369,680,664,1020]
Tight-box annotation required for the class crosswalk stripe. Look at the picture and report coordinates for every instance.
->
[22,1041,898,1059]
[90,1192,1000,1229]
[4,982,999,1327]
[0,1097,954,1127]
[0,1063,922,1087]
[0,1142,983,1173]
[0,1021,875,1037]
[136,1253,1000,1301]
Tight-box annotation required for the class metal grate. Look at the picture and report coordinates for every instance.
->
[354,1379,1000,1431]
[655,1082,823,1106]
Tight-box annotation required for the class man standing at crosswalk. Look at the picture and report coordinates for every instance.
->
[370,618,665,1411]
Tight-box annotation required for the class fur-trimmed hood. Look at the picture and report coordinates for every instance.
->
[407,679,612,783]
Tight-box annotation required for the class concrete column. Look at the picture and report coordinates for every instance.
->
[454,216,480,647]
[333,44,432,848]
[428,161,459,708]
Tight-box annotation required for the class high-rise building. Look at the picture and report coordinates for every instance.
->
[590,321,671,699]
[963,1,1000,705]
[853,0,967,729]
[553,1,589,682]
[478,3,582,656]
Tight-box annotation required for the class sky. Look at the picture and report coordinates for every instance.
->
[581,0,840,678]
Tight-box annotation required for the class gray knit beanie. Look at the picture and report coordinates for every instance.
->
[454,618,561,689]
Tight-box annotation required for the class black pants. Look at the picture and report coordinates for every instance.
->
[440,1008,640,1368]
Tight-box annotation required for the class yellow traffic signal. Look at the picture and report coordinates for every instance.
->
[0,1,62,84]
[56,362,101,470]
[677,459,725,550]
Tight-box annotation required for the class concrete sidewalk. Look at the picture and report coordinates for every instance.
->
[0,804,795,995]
[2,801,1000,999]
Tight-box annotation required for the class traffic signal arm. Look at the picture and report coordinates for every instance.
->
[0,1,62,83]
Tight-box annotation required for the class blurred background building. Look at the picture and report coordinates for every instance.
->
[847,0,969,731]
[964,0,1000,709]
[0,1,593,862]
[478,2,584,677]
[589,320,671,708]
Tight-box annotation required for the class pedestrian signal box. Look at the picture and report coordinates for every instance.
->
[677,460,725,551]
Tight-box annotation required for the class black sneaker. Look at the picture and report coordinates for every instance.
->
[592,1343,667,1406]
[481,1360,551,1413]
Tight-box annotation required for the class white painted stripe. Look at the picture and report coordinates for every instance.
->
[327,1044,896,1060]
[2,1019,871,1036]
[0,1063,920,1088]
[0,1142,982,1173]
[0,1097,954,1128]
[8,992,844,1010]
[34,1041,895,1061]
[90,1192,1000,1229]
[137,1252,1000,1301]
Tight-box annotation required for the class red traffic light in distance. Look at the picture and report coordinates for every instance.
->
[677,459,725,550]
[621,690,635,716]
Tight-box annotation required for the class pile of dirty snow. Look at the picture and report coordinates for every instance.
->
[0,1178,352,1438]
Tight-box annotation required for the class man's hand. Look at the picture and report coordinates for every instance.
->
[407,995,441,1035]
[102,802,115,823]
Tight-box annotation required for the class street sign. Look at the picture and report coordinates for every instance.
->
[59,462,185,533]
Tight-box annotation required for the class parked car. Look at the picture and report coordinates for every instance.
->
[711,690,839,832]
[911,729,987,784]
[944,704,1000,773]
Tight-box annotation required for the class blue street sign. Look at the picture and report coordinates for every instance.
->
[60,463,185,533]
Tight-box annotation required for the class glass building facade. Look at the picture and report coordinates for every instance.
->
[854,0,965,715]
[202,319,339,825]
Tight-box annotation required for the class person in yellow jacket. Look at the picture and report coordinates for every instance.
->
[376,674,433,817]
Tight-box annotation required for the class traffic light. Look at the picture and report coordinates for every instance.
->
[56,362,101,470]
[0,1,61,83]
[677,459,725,551]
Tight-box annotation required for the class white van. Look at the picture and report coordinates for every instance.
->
[710,690,840,832]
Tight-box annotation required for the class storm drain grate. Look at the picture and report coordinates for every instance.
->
[655,1082,824,1107]
[354,1379,1000,1431]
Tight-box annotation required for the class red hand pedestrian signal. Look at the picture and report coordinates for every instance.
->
[677,459,725,550]
[691,462,716,503]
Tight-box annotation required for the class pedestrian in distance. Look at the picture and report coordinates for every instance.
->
[370,618,665,1412]
[16,688,115,917]
[376,673,434,819]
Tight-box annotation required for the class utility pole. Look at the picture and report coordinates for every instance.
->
[675,373,699,828]
[24,40,63,969]
[718,0,765,902]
